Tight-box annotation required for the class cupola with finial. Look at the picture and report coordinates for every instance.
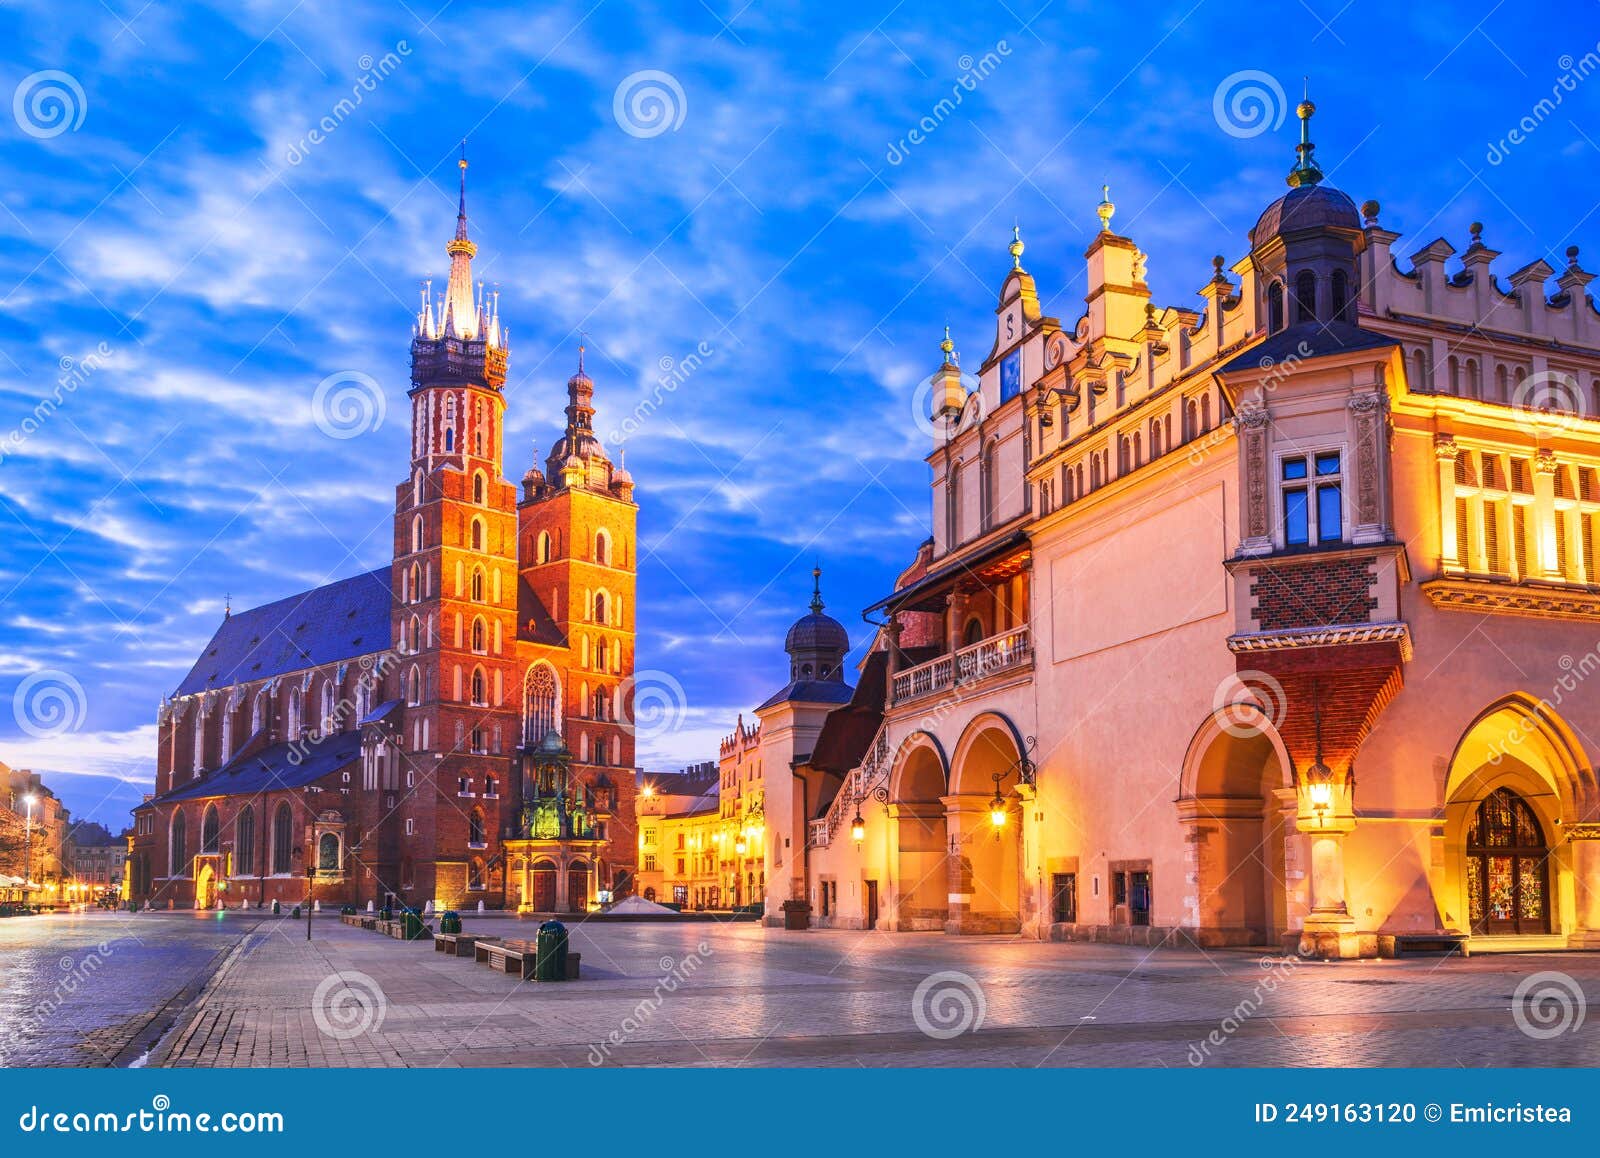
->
[783,566,849,683]
[934,325,967,426]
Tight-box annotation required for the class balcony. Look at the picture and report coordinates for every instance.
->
[890,626,1032,704]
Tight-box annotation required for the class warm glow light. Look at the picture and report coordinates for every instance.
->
[641,785,655,798]
[1308,782,1333,809]
[850,812,866,844]
[990,804,1007,828]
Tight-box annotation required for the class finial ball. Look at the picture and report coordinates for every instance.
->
[1360,199,1380,223]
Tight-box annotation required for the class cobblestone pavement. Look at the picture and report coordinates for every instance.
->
[138,914,1600,1068]
[0,910,262,1067]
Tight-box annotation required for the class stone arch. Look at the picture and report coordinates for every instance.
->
[949,711,1029,796]
[1442,694,1594,942]
[947,713,1027,934]
[1176,706,1295,947]
[523,662,562,746]
[888,731,951,931]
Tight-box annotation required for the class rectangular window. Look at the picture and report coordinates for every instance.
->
[643,854,656,872]
[1514,505,1530,578]
[1282,452,1344,547]
[1283,455,1310,545]
[1051,873,1077,924]
[1584,514,1598,583]
[1455,497,1472,568]
[1484,500,1506,574]
[404,818,415,836]
[1556,510,1571,578]
[676,858,685,874]
[1113,871,1128,906]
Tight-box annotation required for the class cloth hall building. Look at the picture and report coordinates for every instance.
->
[129,161,640,914]
[757,102,1600,957]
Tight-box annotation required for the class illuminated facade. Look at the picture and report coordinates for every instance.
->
[768,103,1600,956]
[130,161,639,914]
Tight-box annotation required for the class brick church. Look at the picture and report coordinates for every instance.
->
[129,158,639,913]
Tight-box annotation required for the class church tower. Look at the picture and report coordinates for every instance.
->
[391,149,519,906]
[517,350,638,777]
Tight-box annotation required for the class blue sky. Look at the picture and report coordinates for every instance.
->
[1,0,1597,827]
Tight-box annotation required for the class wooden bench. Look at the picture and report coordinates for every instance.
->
[476,938,537,978]
[473,938,583,980]
[435,932,501,957]
[389,920,432,941]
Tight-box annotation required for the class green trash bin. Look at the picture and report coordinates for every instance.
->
[440,910,462,935]
[534,920,568,982]
[401,907,426,941]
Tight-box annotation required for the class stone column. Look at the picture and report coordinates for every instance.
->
[1567,827,1600,948]
[1534,449,1562,580]
[1234,408,1274,556]
[1296,770,1360,958]
[1349,390,1390,545]
[1435,434,1461,568]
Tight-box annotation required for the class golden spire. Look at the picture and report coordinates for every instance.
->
[1096,184,1115,232]
[1009,224,1025,269]
[1287,83,1324,188]
[940,325,957,367]
[442,139,481,340]
[810,565,825,615]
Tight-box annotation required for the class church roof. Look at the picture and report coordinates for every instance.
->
[173,569,393,697]
[1218,321,1396,375]
[154,730,363,804]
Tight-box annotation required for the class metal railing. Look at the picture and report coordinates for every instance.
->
[890,625,1032,703]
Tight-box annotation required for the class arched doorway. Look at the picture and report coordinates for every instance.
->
[195,862,216,910]
[567,860,590,912]
[889,735,949,931]
[1466,788,1551,935]
[531,859,556,911]
[948,718,1025,935]
[1177,707,1293,947]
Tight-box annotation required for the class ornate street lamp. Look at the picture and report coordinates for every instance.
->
[850,810,866,844]
[989,772,1008,832]
[1303,681,1335,826]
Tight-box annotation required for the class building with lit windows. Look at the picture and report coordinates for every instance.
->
[129,160,640,914]
[759,102,1600,957]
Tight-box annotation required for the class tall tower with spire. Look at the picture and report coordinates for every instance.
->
[391,146,522,907]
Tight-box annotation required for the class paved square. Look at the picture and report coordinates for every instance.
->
[7,911,1600,1067]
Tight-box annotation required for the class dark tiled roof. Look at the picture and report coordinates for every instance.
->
[756,678,854,712]
[360,700,402,725]
[155,730,362,804]
[174,569,393,696]
[1219,322,1396,376]
[517,576,568,647]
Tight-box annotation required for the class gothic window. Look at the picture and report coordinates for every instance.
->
[412,469,424,506]
[469,857,486,890]
[220,710,233,764]
[412,514,424,553]
[469,809,485,846]
[470,666,487,706]
[169,812,187,876]
[409,563,420,604]
[1267,281,1285,333]
[470,517,485,552]
[1466,788,1550,935]
[1448,356,1461,395]
[592,688,608,720]
[593,592,607,624]
[485,774,498,797]
[1184,398,1198,442]
[201,804,219,854]
[286,688,302,739]
[193,712,205,774]
[595,638,610,672]
[946,463,962,548]
[318,832,339,872]
[595,529,610,565]
[538,531,552,563]
[236,807,255,876]
[525,665,559,745]
[407,614,420,653]
[473,471,486,504]
[595,738,608,766]
[272,804,293,874]
[1293,270,1317,323]
[471,617,487,653]
[471,566,485,602]
[251,693,266,736]
[1331,269,1350,322]
[320,680,336,734]
[406,665,421,706]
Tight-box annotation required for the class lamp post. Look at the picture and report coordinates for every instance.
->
[22,793,37,908]
[305,865,316,941]
[989,773,1008,835]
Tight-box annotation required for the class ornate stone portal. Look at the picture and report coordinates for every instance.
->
[502,731,607,914]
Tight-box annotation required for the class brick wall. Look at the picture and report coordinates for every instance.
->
[1249,555,1377,631]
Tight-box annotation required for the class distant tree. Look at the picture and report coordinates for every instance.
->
[67,820,114,847]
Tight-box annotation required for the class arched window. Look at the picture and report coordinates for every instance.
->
[1466,359,1481,400]
[286,688,301,738]
[470,666,487,705]
[469,809,485,845]
[169,812,187,876]
[592,688,608,721]
[595,638,610,672]
[193,712,206,774]
[1448,356,1461,396]
[1293,270,1317,323]
[1466,788,1550,935]
[472,471,486,504]
[406,665,421,706]
[201,805,220,854]
[320,681,336,735]
[538,531,552,563]
[595,529,610,565]
[471,566,485,602]
[593,592,607,624]
[272,804,293,874]
[317,832,339,872]
[525,665,559,745]
[407,614,420,653]
[409,563,421,604]
[251,693,266,736]
[946,463,962,547]
[236,807,255,876]
[1267,281,1285,333]
[412,514,424,553]
[1413,349,1430,393]
[471,617,487,653]
[470,517,484,552]
[469,857,486,890]
[1184,398,1198,442]
[1201,394,1212,433]
[1331,270,1350,321]
[412,469,424,506]
[963,618,985,646]
[982,440,1000,531]
[220,709,233,764]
